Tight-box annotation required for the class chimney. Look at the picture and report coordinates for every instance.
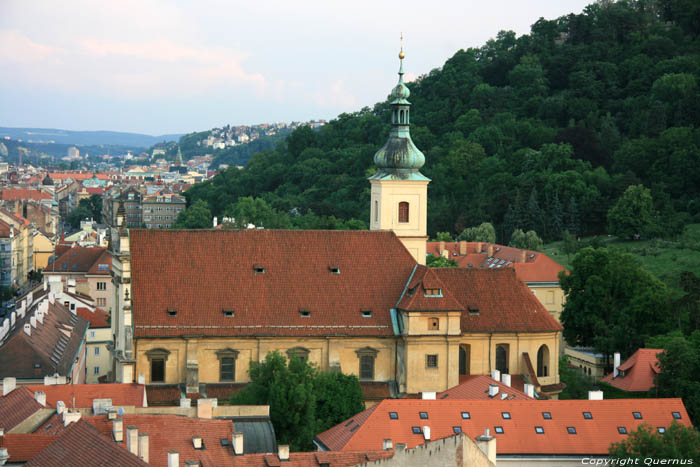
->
[63,411,81,426]
[278,445,290,461]
[423,426,431,441]
[23,323,31,336]
[10,312,15,328]
[439,241,445,255]
[48,292,55,305]
[421,391,436,400]
[490,369,500,382]
[521,250,527,262]
[138,433,149,463]
[588,390,604,400]
[108,409,117,420]
[43,280,47,291]
[232,432,244,455]
[0,428,7,466]
[112,418,123,442]
[614,352,621,378]
[196,398,213,419]
[524,383,535,398]
[476,241,483,253]
[2,377,16,396]
[500,392,508,400]
[34,391,46,407]
[459,241,467,256]
[488,384,499,397]
[179,398,191,408]
[30,316,36,328]
[488,245,494,257]
[167,450,179,467]
[56,400,66,415]
[501,374,511,387]
[137,374,145,385]
[476,428,497,465]
[382,439,393,451]
[192,436,202,449]
[67,279,76,295]
[36,310,43,324]
[126,426,139,455]
[213,216,218,228]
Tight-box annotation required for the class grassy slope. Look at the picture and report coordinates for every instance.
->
[543,224,700,293]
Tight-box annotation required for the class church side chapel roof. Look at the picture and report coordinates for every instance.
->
[130,230,562,338]
[600,348,662,392]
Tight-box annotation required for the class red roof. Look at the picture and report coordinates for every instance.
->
[437,375,534,400]
[45,245,109,275]
[85,187,103,195]
[231,451,393,466]
[433,268,562,333]
[76,307,110,328]
[0,433,59,462]
[1,189,52,201]
[86,414,235,467]
[315,398,691,455]
[48,172,110,181]
[0,386,45,431]
[601,349,663,392]
[24,419,147,467]
[427,242,566,283]
[396,266,464,312]
[25,383,147,409]
[130,230,417,338]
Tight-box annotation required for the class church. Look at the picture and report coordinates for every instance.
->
[108,51,563,402]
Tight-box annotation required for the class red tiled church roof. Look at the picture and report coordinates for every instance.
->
[601,349,663,392]
[315,398,691,455]
[130,230,417,338]
[437,375,534,400]
[25,383,147,409]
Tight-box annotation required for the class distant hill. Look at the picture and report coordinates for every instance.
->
[0,127,182,148]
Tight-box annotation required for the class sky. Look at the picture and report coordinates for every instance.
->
[0,1,592,135]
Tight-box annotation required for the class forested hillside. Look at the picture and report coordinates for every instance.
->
[183,0,700,241]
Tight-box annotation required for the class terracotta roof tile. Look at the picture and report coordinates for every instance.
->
[24,419,147,467]
[0,433,59,462]
[231,450,393,466]
[130,230,417,338]
[437,375,534,400]
[145,385,182,406]
[601,349,663,392]
[86,414,235,467]
[25,383,147,409]
[76,307,110,328]
[315,398,691,455]
[1,189,52,201]
[45,245,108,274]
[360,381,394,401]
[433,268,562,333]
[0,386,44,430]
[396,266,464,312]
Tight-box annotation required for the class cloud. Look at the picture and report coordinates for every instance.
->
[313,80,357,109]
[0,30,57,63]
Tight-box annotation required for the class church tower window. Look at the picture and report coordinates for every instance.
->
[398,202,409,223]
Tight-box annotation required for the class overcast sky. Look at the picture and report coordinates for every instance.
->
[0,1,592,135]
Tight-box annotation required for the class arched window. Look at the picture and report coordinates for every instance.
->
[459,345,471,376]
[398,202,409,223]
[496,344,509,374]
[392,109,397,124]
[374,200,378,223]
[537,344,550,377]
[400,110,405,124]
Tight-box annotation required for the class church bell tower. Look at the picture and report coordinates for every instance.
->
[369,43,430,264]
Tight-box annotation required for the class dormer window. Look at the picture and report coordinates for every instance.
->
[222,309,234,318]
[361,309,372,318]
[424,288,442,297]
[253,264,265,274]
[167,308,177,317]
[468,306,479,316]
[299,308,311,318]
[329,265,340,274]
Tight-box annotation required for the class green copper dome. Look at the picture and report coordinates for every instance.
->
[370,52,429,182]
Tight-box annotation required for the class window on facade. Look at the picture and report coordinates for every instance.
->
[428,318,439,330]
[94,347,100,355]
[151,359,165,382]
[424,288,442,297]
[426,354,438,369]
[220,358,235,382]
[215,348,239,382]
[537,345,549,377]
[496,344,509,374]
[398,202,409,223]
[356,347,378,381]
[90,331,95,338]
[97,282,107,291]
[97,298,106,307]
[286,347,310,362]
[374,201,378,223]
[94,366,100,375]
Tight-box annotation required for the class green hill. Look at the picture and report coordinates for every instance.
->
[184,0,700,240]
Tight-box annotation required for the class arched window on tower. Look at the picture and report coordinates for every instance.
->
[374,200,378,223]
[400,110,405,124]
[537,344,550,377]
[398,202,409,223]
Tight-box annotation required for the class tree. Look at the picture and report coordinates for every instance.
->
[609,422,700,461]
[223,197,291,229]
[607,185,657,239]
[509,229,543,251]
[173,200,212,229]
[230,351,365,451]
[562,230,579,262]
[560,248,673,360]
[456,222,496,243]
[426,254,458,268]
[654,332,700,424]
[65,205,93,229]
[435,232,453,242]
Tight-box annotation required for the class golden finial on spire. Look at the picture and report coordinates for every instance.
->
[399,32,405,59]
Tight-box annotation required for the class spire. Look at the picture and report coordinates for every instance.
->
[176,145,183,165]
[370,38,428,181]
